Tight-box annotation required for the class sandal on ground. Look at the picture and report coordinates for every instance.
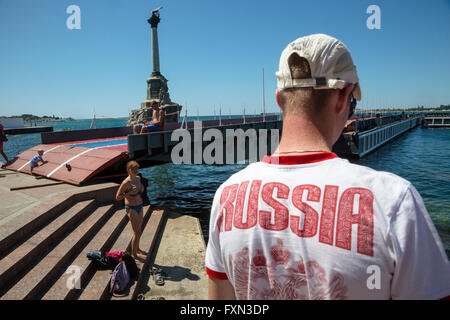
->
[151,267,165,286]
[154,273,164,286]
[150,266,165,275]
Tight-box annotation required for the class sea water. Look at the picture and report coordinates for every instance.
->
[2,118,449,258]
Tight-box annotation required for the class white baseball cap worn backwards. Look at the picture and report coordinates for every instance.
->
[276,33,362,101]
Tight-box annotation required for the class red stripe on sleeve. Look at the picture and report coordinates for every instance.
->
[206,267,228,280]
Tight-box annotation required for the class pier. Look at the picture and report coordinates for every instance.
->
[4,126,53,135]
[3,113,425,185]
[127,113,424,165]
[127,115,280,166]
[1,116,54,135]
[423,114,450,128]
[341,114,423,158]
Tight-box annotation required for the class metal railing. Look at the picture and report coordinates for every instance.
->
[423,117,450,128]
[357,117,421,157]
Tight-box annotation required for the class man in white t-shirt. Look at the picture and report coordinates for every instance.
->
[205,34,450,300]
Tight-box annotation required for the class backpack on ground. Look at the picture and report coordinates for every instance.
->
[109,261,130,295]
[105,250,139,278]
[121,252,139,279]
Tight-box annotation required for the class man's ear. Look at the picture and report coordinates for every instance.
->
[336,84,354,115]
[276,89,282,108]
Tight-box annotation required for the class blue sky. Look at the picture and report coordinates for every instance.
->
[1,0,449,119]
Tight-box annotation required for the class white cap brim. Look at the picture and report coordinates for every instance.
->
[276,34,362,101]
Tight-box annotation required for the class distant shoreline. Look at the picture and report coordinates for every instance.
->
[0,115,129,123]
[30,117,129,122]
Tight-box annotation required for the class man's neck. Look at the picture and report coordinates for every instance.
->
[275,114,332,154]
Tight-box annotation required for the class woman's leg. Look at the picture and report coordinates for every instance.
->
[0,145,8,163]
[136,208,147,255]
[127,209,143,258]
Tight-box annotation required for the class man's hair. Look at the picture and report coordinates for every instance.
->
[279,53,335,116]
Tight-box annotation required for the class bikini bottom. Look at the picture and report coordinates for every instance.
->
[125,204,143,213]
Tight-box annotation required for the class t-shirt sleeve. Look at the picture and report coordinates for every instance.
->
[205,186,228,280]
[389,184,450,300]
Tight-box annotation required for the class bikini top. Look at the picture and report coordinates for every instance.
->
[127,180,141,196]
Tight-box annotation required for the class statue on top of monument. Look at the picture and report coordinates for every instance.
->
[148,6,162,27]
[127,6,182,127]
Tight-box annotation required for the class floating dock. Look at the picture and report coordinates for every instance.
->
[127,115,280,165]
[423,115,450,128]
[3,116,280,184]
[339,114,422,158]
[4,126,53,135]
[3,114,424,185]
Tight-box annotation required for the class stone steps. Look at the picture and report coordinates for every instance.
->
[77,205,159,300]
[0,186,166,300]
[75,208,137,300]
[0,194,76,256]
[0,199,97,297]
[110,209,165,300]
[41,205,129,300]
[2,204,116,300]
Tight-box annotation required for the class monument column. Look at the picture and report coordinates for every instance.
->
[127,7,182,126]
[148,12,161,75]
[144,7,170,103]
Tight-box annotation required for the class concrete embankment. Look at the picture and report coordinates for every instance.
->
[134,211,208,300]
[0,167,208,300]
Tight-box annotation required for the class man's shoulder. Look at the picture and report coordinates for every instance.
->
[338,159,411,187]
[213,158,413,200]
[332,159,414,208]
[217,158,412,186]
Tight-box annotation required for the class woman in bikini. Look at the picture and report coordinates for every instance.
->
[0,123,9,165]
[116,161,146,260]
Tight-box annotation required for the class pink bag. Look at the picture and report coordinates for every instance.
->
[105,250,125,261]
